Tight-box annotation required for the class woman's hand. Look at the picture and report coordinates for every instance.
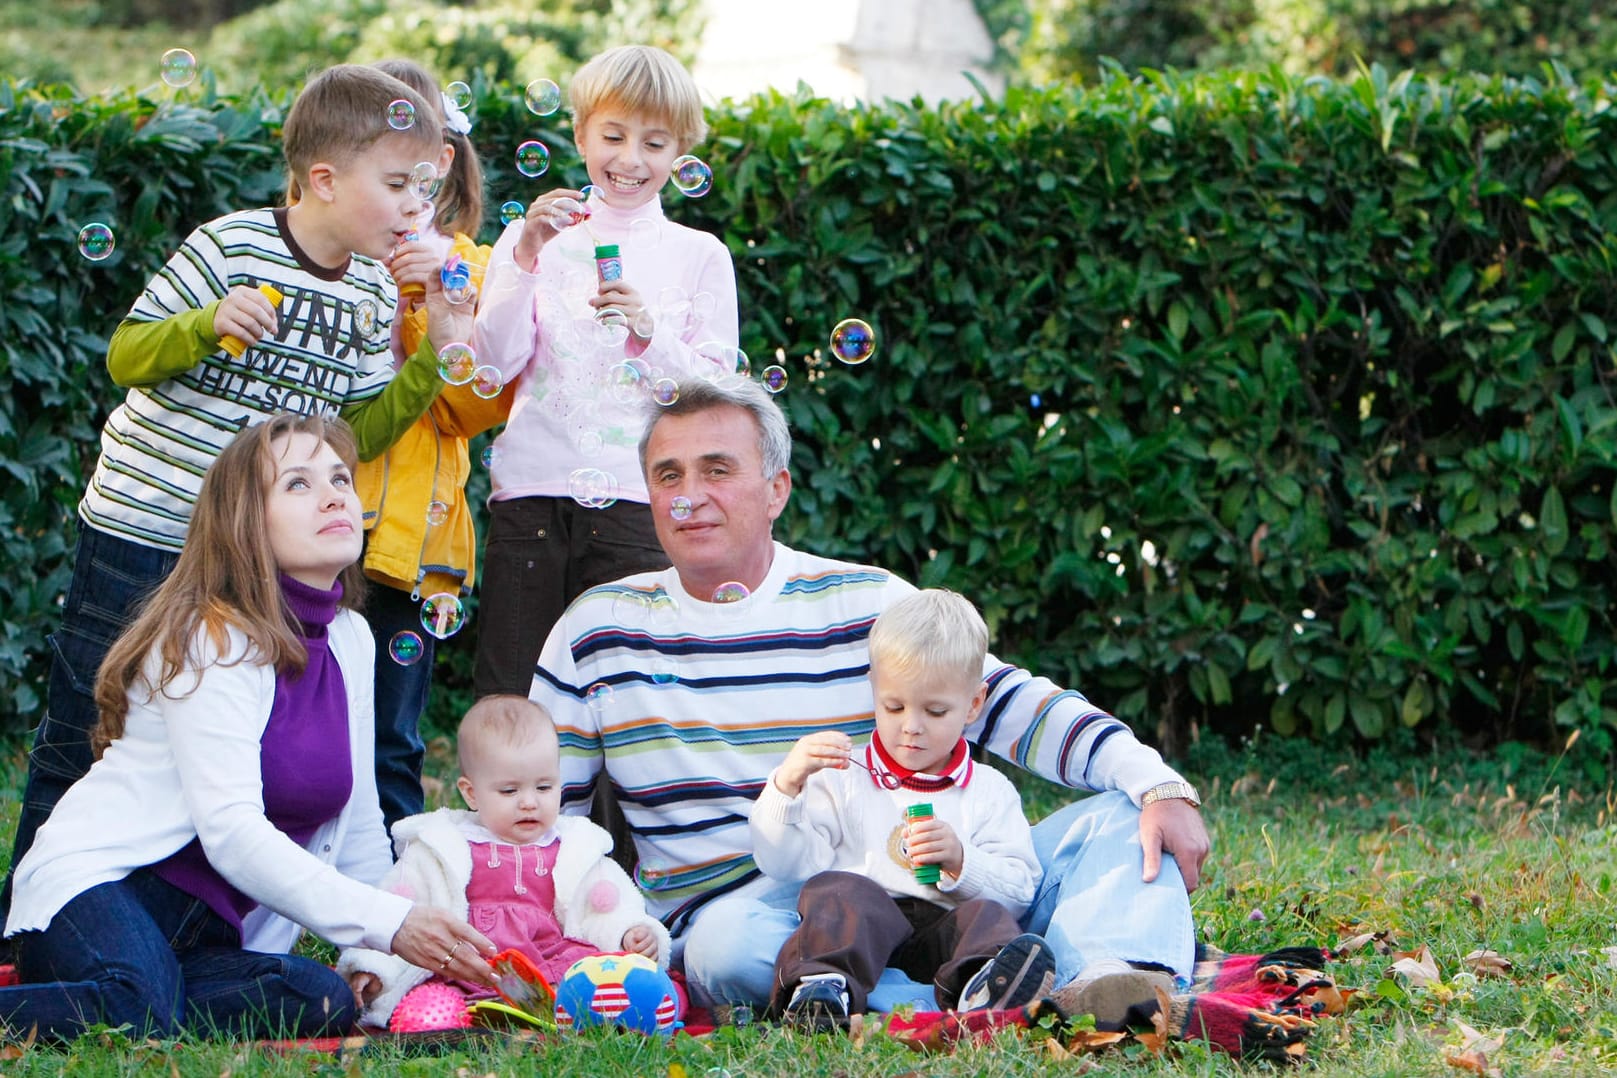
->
[389,905,498,986]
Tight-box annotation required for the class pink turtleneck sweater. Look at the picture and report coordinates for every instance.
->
[471,194,738,506]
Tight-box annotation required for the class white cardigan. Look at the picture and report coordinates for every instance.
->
[5,610,411,954]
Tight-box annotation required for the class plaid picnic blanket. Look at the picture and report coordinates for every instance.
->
[883,944,1344,1063]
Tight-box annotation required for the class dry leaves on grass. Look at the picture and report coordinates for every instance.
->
[1390,944,1442,987]
[1461,949,1513,978]
[1443,1018,1504,1075]
[1336,928,1395,956]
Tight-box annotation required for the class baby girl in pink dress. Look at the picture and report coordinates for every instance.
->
[339,695,667,1028]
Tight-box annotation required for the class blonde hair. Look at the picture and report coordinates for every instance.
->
[569,45,707,153]
[458,695,557,776]
[867,589,989,686]
[93,415,366,755]
[372,58,486,236]
[283,64,442,184]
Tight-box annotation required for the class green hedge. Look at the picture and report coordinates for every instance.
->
[3,65,1615,771]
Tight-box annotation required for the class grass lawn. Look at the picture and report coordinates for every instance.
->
[0,729,1612,1075]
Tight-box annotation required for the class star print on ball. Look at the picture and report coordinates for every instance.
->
[552,953,681,1035]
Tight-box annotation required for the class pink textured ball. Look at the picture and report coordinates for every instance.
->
[588,879,620,912]
[390,980,473,1032]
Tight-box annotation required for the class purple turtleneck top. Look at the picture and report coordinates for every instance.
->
[151,573,354,936]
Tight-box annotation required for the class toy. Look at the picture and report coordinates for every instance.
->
[553,952,681,1035]
[219,283,284,357]
[389,980,473,1033]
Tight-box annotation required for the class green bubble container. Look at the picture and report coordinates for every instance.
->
[904,803,940,884]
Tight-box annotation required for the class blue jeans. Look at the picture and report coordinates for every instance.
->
[4,526,179,911]
[0,870,355,1042]
[366,580,435,834]
[681,791,1197,1010]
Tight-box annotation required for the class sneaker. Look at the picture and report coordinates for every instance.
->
[1048,968,1176,1030]
[958,932,1056,1011]
[782,972,850,1034]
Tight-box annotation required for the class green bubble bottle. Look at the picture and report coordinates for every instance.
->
[904,803,940,884]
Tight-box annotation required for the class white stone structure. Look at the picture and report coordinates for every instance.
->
[692,0,1003,105]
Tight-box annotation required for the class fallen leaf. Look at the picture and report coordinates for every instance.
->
[1391,944,1441,987]
[1445,1048,1498,1075]
[1452,1019,1503,1054]
[1337,930,1389,955]
[1462,949,1513,978]
[1132,981,1175,1055]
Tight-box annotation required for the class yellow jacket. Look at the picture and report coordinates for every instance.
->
[357,233,511,597]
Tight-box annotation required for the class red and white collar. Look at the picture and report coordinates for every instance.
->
[866,736,973,791]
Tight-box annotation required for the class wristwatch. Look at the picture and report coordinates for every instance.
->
[1140,781,1202,808]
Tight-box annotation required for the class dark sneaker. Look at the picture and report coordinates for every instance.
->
[783,972,850,1034]
[958,932,1057,1011]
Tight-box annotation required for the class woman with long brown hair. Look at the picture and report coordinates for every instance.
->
[0,414,494,1042]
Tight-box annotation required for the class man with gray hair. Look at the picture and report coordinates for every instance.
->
[531,375,1210,1023]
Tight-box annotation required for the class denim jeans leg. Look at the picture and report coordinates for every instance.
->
[366,580,434,834]
[3,527,178,912]
[679,875,804,1010]
[181,948,357,1039]
[1,876,187,1041]
[1022,792,1196,986]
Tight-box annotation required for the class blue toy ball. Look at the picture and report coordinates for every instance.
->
[554,952,681,1035]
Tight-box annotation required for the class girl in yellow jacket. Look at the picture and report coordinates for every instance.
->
[362,59,511,831]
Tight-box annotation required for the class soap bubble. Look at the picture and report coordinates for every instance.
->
[671,154,713,197]
[690,292,717,321]
[471,364,503,399]
[606,362,644,403]
[650,656,678,684]
[651,378,679,406]
[77,222,116,262]
[481,444,499,468]
[524,78,561,116]
[830,318,876,365]
[499,200,525,225]
[585,682,615,712]
[437,342,477,385]
[577,430,604,457]
[761,365,788,394]
[695,340,748,376]
[387,99,416,131]
[408,161,441,202]
[425,500,449,527]
[160,48,197,89]
[546,196,590,232]
[580,184,605,207]
[568,467,619,509]
[670,496,693,521]
[419,593,467,639]
[515,140,550,178]
[647,593,679,629]
[712,581,750,604]
[445,80,473,110]
[388,631,425,666]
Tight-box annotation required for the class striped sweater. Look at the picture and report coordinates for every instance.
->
[80,207,399,550]
[533,543,1184,935]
